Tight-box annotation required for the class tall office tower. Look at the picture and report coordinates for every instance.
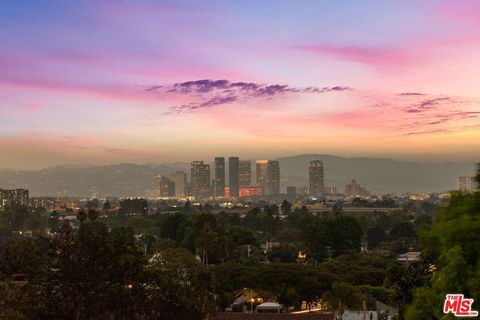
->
[309,160,324,196]
[190,161,211,198]
[169,171,187,196]
[155,175,175,197]
[214,157,225,197]
[256,160,269,191]
[266,160,280,195]
[457,176,472,193]
[239,160,252,187]
[229,157,240,198]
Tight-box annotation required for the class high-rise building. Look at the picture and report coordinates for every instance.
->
[239,160,252,187]
[266,160,280,195]
[169,171,187,196]
[256,160,280,196]
[309,160,324,196]
[256,160,268,191]
[155,175,175,197]
[214,157,225,198]
[457,176,473,193]
[190,161,211,198]
[344,179,370,198]
[0,188,29,208]
[229,157,240,198]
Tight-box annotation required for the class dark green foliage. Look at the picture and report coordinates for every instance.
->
[281,199,292,215]
[301,215,363,260]
[366,224,387,249]
[390,221,416,240]
[0,221,209,320]
[404,166,480,319]
[213,262,333,308]
[277,285,301,310]
[322,281,364,318]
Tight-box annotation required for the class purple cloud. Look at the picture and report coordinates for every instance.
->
[394,92,480,137]
[146,79,352,114]
[405,129,449,136]
[168,95,238,114]
[398,92,426,96]
[404,96,462,114]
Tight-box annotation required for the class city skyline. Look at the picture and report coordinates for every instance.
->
[1,1,480,169]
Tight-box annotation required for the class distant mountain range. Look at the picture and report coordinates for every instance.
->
[276,154,476,195]
[0,154,476,197]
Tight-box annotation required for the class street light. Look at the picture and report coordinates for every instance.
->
[243,288,255,313]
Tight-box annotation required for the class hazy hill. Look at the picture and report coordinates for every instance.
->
[277,154,476,194]
[0,155,476,196]
[0,163,188,197]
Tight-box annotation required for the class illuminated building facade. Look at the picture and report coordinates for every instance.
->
[239,160,252,187]
[190,161,211,198]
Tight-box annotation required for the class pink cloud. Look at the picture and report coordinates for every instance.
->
[299,44,416,68]
[24,104,41,110]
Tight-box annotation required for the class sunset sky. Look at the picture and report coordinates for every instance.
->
[1,0,480,169]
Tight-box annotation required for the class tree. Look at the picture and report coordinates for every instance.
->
[1,205,29,230]
[390,221,416,240]
[103,199,111,210]
[77,210,87,224]
[413,214,433,229]
[281,200,292,215]
[22,213,46,231]
[277,285,300,310]
[322,281,364,320]
[183,200,193,213]
[404,166,480,319]
[87,209,99,222]
[475,163,480,186]
[299,205,309,215]
[0,220,210,319]
[366,224,387,250]
[302,215,362,260]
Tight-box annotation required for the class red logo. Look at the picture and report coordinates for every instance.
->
[444,294,478,317]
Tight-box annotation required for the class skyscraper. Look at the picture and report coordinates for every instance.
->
[155,175,175,197]
[257,160,280,196]
[266,160,280,195]
[239,160,251,187]
[229,157,240,198]
[256,160,268,191]
[214,157,225,197]
[457,176,472,193]
[309,160,324,195]
[169,171,187,196]
[190,161,211,198]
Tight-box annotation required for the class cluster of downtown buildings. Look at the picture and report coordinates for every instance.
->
[1,164,475,210]
[155,158,328,200]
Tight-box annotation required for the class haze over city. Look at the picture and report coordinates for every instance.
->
[1,0,480,169]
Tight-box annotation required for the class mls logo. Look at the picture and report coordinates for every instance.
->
[444,294,479,317]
